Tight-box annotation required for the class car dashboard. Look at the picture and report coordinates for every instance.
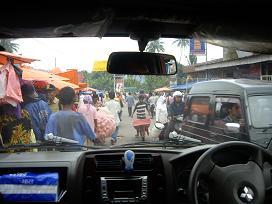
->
[0,145,272,204]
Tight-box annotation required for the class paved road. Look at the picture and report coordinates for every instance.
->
[104,104,156,145]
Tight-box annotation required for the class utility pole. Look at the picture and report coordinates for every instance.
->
[54,57,57,67]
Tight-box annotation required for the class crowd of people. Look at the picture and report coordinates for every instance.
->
[0,77,132,147]
[131,90,186,140]
[0,75,188,148]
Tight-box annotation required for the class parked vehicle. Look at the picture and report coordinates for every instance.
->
[182,79,272,148]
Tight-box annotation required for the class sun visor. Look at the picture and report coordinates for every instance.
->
[193,24,272,54]
[0,10,113,38]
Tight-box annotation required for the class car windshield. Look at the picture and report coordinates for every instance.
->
[248,95,272,128]
[0,37,271,150]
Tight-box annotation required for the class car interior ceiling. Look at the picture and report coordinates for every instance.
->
[1,1,272,204]
[1,1,272,53]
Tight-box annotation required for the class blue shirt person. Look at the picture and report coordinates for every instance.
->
[45,86,96,145]
[45,111,96,144]
[21,82,52,141]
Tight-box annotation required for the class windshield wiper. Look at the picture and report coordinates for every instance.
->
[0,141,102,152]
[111,138,204,149]
[261,125,272,133]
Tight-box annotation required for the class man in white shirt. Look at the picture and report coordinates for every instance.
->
[105,91,121,145]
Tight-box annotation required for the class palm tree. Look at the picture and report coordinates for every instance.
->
[0,39,19,53]
[145,40,165,53]
[172,38,189,63]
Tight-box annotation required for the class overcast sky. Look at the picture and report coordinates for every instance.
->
[14,37,223,72]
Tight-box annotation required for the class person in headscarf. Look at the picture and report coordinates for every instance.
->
[156,95,168,125]
[77,95,97,132]
[155,95,169,140]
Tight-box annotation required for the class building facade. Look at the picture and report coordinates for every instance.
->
[183,54,272,82]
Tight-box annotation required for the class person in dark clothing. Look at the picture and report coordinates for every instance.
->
[126,92,135,117]
[21,82,52,141]
[168,91,185,119]
[164,91,185,140]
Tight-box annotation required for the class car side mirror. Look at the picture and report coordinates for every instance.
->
[224,123,240,133]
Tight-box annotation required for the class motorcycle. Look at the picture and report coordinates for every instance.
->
[168,115,202,143]
[173,115,183,134]
[159,115,183,141]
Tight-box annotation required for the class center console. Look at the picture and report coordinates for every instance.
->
[82,152,166,204]
[101,176,148,203]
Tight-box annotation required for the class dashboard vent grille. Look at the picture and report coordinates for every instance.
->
[134,156,153,170]
[95,154,153,172]
[95,155,122,171]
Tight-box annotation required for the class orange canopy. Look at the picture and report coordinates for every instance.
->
[50,67,62,74]
[78,82,88,89]
[0,51,38,65]
[21,66,70,82]
[57,69,79,85]
[21,67,79,90]
[50,80,79,90]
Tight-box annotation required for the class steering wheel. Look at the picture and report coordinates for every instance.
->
[188,141,267,204]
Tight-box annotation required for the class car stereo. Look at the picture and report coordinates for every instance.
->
[100,176,148,203]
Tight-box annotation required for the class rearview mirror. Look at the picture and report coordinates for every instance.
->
[107,52,177,75]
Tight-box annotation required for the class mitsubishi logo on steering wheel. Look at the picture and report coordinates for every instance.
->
[239,186,254,202]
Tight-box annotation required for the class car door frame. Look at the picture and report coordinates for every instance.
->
[182,94,219,144]
[208,94,250,142]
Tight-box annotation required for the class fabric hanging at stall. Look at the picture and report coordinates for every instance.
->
[0,61,23,107]
[12,64,23,79]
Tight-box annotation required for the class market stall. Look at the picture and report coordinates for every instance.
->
[0,51,37,65]
[154,86,171,93]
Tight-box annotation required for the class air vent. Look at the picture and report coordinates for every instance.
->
[95,154,153,172]
[95,155,122,171]
[134,156,153,170]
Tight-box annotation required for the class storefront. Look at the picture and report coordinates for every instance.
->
[183,54,271,81]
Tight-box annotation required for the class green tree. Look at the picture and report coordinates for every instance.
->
[172,39,189,63]
[82,71,114,91]
[145,40,165,53]
[176,63,187,84]
[0,39,19,53]
[143,76,169,92]
[124,76,142,89]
